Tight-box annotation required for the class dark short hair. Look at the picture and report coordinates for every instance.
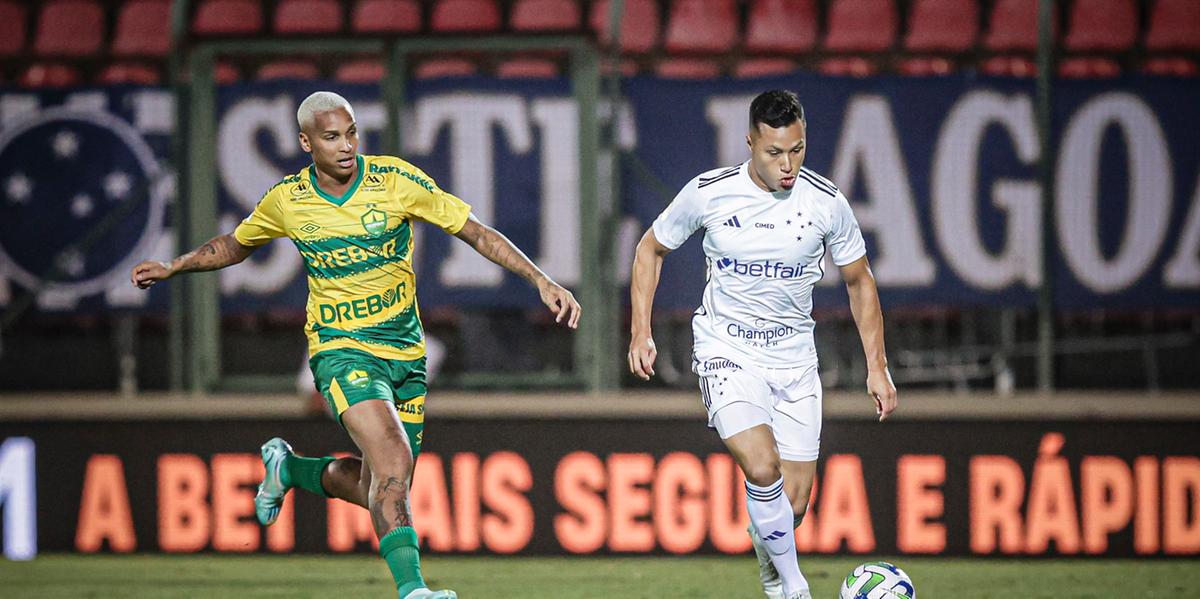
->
[749,90,805,130]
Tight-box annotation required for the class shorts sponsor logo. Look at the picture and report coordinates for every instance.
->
[715,257,804,279]
[346,369,371,388]
[317,282,407,324]
[701,358,741,372]
[397,395,425,423]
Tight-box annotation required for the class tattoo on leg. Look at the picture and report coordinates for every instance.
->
[372,476,412,532]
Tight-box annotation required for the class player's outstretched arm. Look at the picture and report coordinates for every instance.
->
[130,233,256,289]
[453,215,581,329]
[840,256,898,421]
[628,228,671,381]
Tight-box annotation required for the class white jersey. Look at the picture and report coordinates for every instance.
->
[652,162,866,369]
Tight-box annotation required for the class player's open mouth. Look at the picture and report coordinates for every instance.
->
[780,176,796,187]
[336,157,354,168]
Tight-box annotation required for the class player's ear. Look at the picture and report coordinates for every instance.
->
[298,132,312,153]
[745,133,753,150]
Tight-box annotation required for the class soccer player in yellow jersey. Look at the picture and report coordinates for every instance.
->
[130,91,580,599]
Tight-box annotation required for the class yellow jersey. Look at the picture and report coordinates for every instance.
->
[234,154,472,361]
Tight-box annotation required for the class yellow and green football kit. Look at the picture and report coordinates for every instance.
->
[234,154,471,457]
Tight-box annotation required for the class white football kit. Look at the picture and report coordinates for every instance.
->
[652,162,866,461]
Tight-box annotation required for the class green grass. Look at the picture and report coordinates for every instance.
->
[1,554,1196,598]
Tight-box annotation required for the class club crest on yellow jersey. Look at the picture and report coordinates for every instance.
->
[361,207,387,235]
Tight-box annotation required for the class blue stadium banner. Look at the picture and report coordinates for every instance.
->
[1,75,1197,314]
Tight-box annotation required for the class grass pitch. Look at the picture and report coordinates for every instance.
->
[1,554,1195,598]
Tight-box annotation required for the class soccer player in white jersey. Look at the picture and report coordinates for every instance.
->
[628,90,897,599]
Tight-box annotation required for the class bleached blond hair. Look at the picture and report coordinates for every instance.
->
[296,91,355,131]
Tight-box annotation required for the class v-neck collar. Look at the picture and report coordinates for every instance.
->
[309,155,364,206]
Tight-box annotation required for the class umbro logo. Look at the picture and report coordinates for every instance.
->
[723,215,742,228]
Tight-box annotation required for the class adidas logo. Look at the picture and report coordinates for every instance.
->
[724,215,742,228]
[762,530,788,541]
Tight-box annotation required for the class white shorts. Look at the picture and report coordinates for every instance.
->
[693,356,822,462]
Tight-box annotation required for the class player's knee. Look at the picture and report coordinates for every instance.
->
[743,462,782,487]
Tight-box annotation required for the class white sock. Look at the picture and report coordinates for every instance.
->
[746,478,809,595]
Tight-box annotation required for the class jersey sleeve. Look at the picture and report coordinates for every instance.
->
[233,186,287,246]
[827,191,867,266]
[651,178,707,250]
[395,165,472,234]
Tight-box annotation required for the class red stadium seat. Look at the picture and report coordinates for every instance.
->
[352,0,421,33]
[664,0,738,53]
[1146,0,1200,51]
[745,0,818,53]
[113,0,171,56]
[497,58,560,79]
[979,55,1036,77]
[215,61,241,83]
[819,56,878,76]
[97,62,163,85]
[1058,57,1120,78]
[511,0,581,32]
[257,60,320,80]
[656,58,721,79]
[1143,57,1199,77]
[905,0,978,52]
[734,58,799,78]
[1064,0,1137,51]
[824,0,896,52]
[20,63,83,88]
[414,58,478,78]
[193,0,264,35]
[275,0,343,34]
[34,0,105,57]
[590,0,660,52]
[431,0,501,32]
[984,0,1053,52]
[601,59,640,76]
[0,1,27,57]
[897,57,955,75]
[335,59,385,82]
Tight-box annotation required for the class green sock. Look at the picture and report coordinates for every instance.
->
[380,527,426,597]
[283,455,333,497]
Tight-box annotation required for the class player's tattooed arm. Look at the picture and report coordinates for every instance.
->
[130,233,256,289]
[454,215,582,328]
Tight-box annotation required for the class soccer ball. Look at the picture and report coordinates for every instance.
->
[838,561,915,599]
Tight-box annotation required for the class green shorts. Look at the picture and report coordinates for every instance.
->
[309,348,427,458]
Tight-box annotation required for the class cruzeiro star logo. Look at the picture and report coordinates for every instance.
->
[361,206,387,235]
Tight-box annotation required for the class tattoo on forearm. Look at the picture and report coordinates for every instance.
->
[473,227,542,285]
[174,235,249,273]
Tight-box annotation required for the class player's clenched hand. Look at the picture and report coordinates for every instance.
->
[867,367,897,422]
[628,335,657,381]
[130,260,173,289]
[537,279,581,329]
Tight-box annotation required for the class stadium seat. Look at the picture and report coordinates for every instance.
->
[335,59,385,82]
[1145,0,1200,51]
[744,0,818,53]
[897,57,955,75]
[734,58,799,78]
[275,0,343,34]
[352,0,421,33]
[193,0,264,35]
[511,0,581,32]
[590,0,660,52]
[414,58,478,78]
[819,56,878,76]
[979,55,1035,77]
[34,0,105,57]
[431,0,501,32]
[984,0,1053,52]
[497,58,560,79]
[656,58,721,79]
[1058,56,1120,78]
[824,0,896,52]
[97,62,163,85]
[257,60,320,80]
[113,0,171,56]
[20,63,83,88]
[664,0,739,53]
[215,61,241,84]
[905,0,978,52]
[601,58,640,76]
[0,1,27,57]
[1143,56,1199,77]
[1064,0,1137,51]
